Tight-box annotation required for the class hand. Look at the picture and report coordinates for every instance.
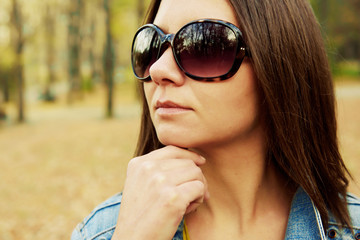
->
[111,146,209,240]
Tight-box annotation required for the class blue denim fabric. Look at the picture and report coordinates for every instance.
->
[71,193,122,240]
[71,188,360,240]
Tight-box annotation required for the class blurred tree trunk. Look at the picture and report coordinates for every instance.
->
[67,0,83,104]
[89,17,99,87]
[0,77,5,120]
[349,0,360,73]
[0,68,10,120]
[103,0,115,118]
[44,4,56,102]
[0,68,10,103]
[0,103,5,121]
[11,0,25,122]
[3,77,10,102]
[349,0,360,63]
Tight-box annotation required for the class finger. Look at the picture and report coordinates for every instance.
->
[153,164,205,187]
[151,146,206,166]
[186,201,202,215]
[176,180,206,213]
[203,175,210,201]
[156,158,198,171]
[127,156,202,183]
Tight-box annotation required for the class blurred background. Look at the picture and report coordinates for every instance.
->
[0,0,359,239]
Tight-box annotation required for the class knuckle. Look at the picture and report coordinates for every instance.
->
[193,166,202,176]
[164,145,182,157]
[127,156,156,175]
[127,157,140,171]
[161,188,180,207]
[184,159,195,167]
[152,172,166,185]
[142,161,155,171]
[194,180,205,192]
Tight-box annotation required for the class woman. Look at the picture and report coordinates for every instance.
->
[72,0,360,239]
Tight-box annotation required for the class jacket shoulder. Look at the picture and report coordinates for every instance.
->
[71,193,122,240]
[346,193,360,229]
[327,193,360,240]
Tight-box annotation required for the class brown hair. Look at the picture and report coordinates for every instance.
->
[134,0,352,229]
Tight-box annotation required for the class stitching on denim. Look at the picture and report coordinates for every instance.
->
[328,221,360,230]
[347,193,360,205]
[80,193,122,228]
[89,225,116,240]
[311,200,326,240]
[75,225,87,240]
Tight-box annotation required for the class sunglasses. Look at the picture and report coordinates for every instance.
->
[131,19,250,82]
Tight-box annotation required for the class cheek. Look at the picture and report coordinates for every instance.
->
[198,64,262,133]
[206,87,260,126]
[203,74,259,117]
[143,83,155,107]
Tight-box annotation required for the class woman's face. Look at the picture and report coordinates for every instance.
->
[144,0,263,150]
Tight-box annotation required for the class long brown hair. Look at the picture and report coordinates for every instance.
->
[134,0,351,229]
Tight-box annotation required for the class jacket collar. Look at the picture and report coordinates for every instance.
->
[175,187,326,240]
[285,187,326,240]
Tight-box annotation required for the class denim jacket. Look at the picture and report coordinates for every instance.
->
[71,188,360,240]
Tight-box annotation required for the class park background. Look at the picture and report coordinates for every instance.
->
[0,0,359,239]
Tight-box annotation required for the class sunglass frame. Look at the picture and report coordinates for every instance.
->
[131,19,250,82]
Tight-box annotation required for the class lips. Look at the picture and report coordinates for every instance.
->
[155,100,187,109]
[155,100,193,114]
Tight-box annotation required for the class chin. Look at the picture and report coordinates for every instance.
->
[155,128,215,149]
[158,134,213,149]
[159,137,192,148]
[157,132,202,148]
[155,128,190,148]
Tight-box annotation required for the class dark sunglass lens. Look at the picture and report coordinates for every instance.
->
[132,27,160,79]
[175,22,238,78]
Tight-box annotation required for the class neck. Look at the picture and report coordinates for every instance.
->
[187,128,295,237]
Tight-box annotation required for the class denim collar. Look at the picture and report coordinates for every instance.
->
[285,187,326,240]
[175,187,325,240]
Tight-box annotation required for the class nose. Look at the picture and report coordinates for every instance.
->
[148,46,186,86]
